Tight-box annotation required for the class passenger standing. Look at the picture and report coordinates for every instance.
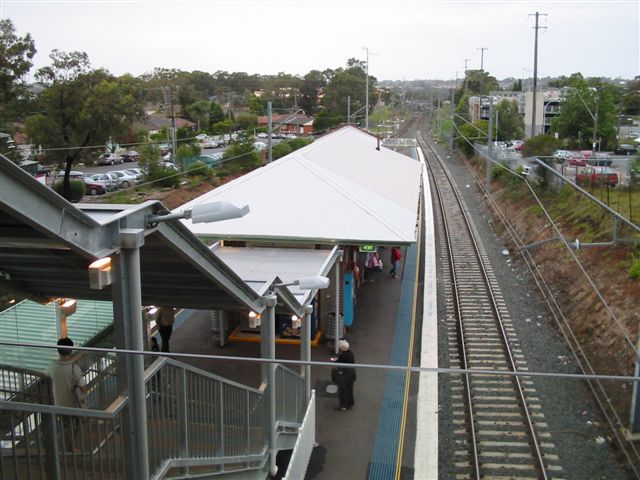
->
[390,246,402,278]
[46,338,88,408]
[331,340,356,410]
[157,306,176,353]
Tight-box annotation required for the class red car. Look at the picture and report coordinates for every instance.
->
[84,181,107,196]
[566,154,587,167]
[575,167,619,187]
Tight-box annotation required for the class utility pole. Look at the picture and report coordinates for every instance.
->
[592,91,600,155]
[267,101,272,163]
[529,11,547,138]
[486,96,494,191]
[464,58,470,73]
[477,47,488,71]
[450,77,455,149]
[363,47,370,130]
[347,96,351,124]
[162,87,177,161]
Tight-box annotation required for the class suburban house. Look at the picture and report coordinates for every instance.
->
[134,114,197,136]
[257,114,314,135]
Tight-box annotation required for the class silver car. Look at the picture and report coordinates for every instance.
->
[108,170,137,188]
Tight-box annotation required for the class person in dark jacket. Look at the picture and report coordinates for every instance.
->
[332,340,356,410]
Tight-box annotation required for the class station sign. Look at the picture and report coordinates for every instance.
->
[359,245,377,253]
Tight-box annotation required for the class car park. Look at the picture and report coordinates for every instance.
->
[97,152,124,165]
[575,166,619,187]
[614,144,638,155]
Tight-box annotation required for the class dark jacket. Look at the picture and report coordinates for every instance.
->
[337,349,356,382]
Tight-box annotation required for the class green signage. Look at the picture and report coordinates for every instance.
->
[359,245,377,253]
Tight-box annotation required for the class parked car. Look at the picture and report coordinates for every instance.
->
[55,170,84,181]
[109,170,138,188]
[86,173,117,190]
[253,141,267,151]
[36,164,51,176]
[97,152,124,165]
[575,166,619,187]
[614,144,638,155]
[257,132,268,139]
[121,150,140,162]
[553,150,573,160]
[271,132,283,139]
[123,168,143,181]
[580,150,594,159]
[84,180,107,196]
[588,153,613,167]
[566,154,588,167]
[511,140,524,151]
[285,133,297,139]
[162,161,180,172]
[158,143,171,155]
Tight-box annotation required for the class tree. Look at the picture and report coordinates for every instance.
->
[0,19,36,121]
[321,59,377,124]
[313,110,342,132]
[459,69,500,96]
[209,102,226,128]
[300,70,326,115]
[550,77,618,149]
[235,113,257,131]
[455,120,488,156]
[621,77,640,115]
[522,134,561,157]
[185,100,211,130]
[495,99,524,141]
[26,50,143,200]
[222,139,260,174]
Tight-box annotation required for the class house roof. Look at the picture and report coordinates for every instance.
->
[176,126,421,245]
[135,114,196,131]
[257,114,313,126]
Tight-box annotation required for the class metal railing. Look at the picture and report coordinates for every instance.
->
[0,398,128,480]
[145,358,269,478]
[275,364,305,425]
[1,356,307,479]
[0,366,51,404]
[283,390,316,480]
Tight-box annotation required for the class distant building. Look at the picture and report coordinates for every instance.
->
[134,114,196,136]
[257,114,314,135]
[468,89,564,138]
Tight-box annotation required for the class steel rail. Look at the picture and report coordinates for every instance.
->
[418,132,549,479]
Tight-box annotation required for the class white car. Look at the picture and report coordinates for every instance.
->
[253,141,267,151]
[123,168,143,181]
[111,170,138,188]
[86,173,117,190]
[257,132,268,139]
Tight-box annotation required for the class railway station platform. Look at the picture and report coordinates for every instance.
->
[168,151,438,479]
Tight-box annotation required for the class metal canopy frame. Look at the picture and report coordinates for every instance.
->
[0,157,264,313]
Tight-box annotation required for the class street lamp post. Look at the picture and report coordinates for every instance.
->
[363,47,369,130]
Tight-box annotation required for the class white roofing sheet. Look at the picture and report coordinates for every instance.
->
[177,126,421,245]
[212,245,337,306]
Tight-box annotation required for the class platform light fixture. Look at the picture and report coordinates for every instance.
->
[272,276,330,290]
[249,311,261,328]
[88,257,112,290]
[146,201,250,228]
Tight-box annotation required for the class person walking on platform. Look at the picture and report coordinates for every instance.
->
[390,246,402,278]
[157,306,176,352]
[331,340,356,410]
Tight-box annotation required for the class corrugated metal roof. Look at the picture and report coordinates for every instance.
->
[177,126,421,245]
[0,299,113,374]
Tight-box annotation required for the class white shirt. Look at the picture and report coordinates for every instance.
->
[46,357,86,408]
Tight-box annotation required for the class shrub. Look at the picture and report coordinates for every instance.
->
[185,161,211,178]
[272,142,292,160]
[53,180,85,202]
[630,257,640,280]
[522,134,561,158]
[147,168,181,188]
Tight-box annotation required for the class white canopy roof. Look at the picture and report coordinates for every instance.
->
[211,244,340,314]
[177,126,421,245]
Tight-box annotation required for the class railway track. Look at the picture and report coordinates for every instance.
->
[417,132,564,479]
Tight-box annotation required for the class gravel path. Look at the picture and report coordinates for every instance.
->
[425,133,631,480]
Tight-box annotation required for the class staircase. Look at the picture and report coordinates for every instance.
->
[0,357,314,480]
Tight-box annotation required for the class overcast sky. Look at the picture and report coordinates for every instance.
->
[2,0,638,82]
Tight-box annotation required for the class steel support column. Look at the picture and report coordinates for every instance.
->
[118,229,149,480]
[261,294,277,477]
[301,305,313,404]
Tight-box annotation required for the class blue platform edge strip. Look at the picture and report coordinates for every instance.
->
[367,239,419,479]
